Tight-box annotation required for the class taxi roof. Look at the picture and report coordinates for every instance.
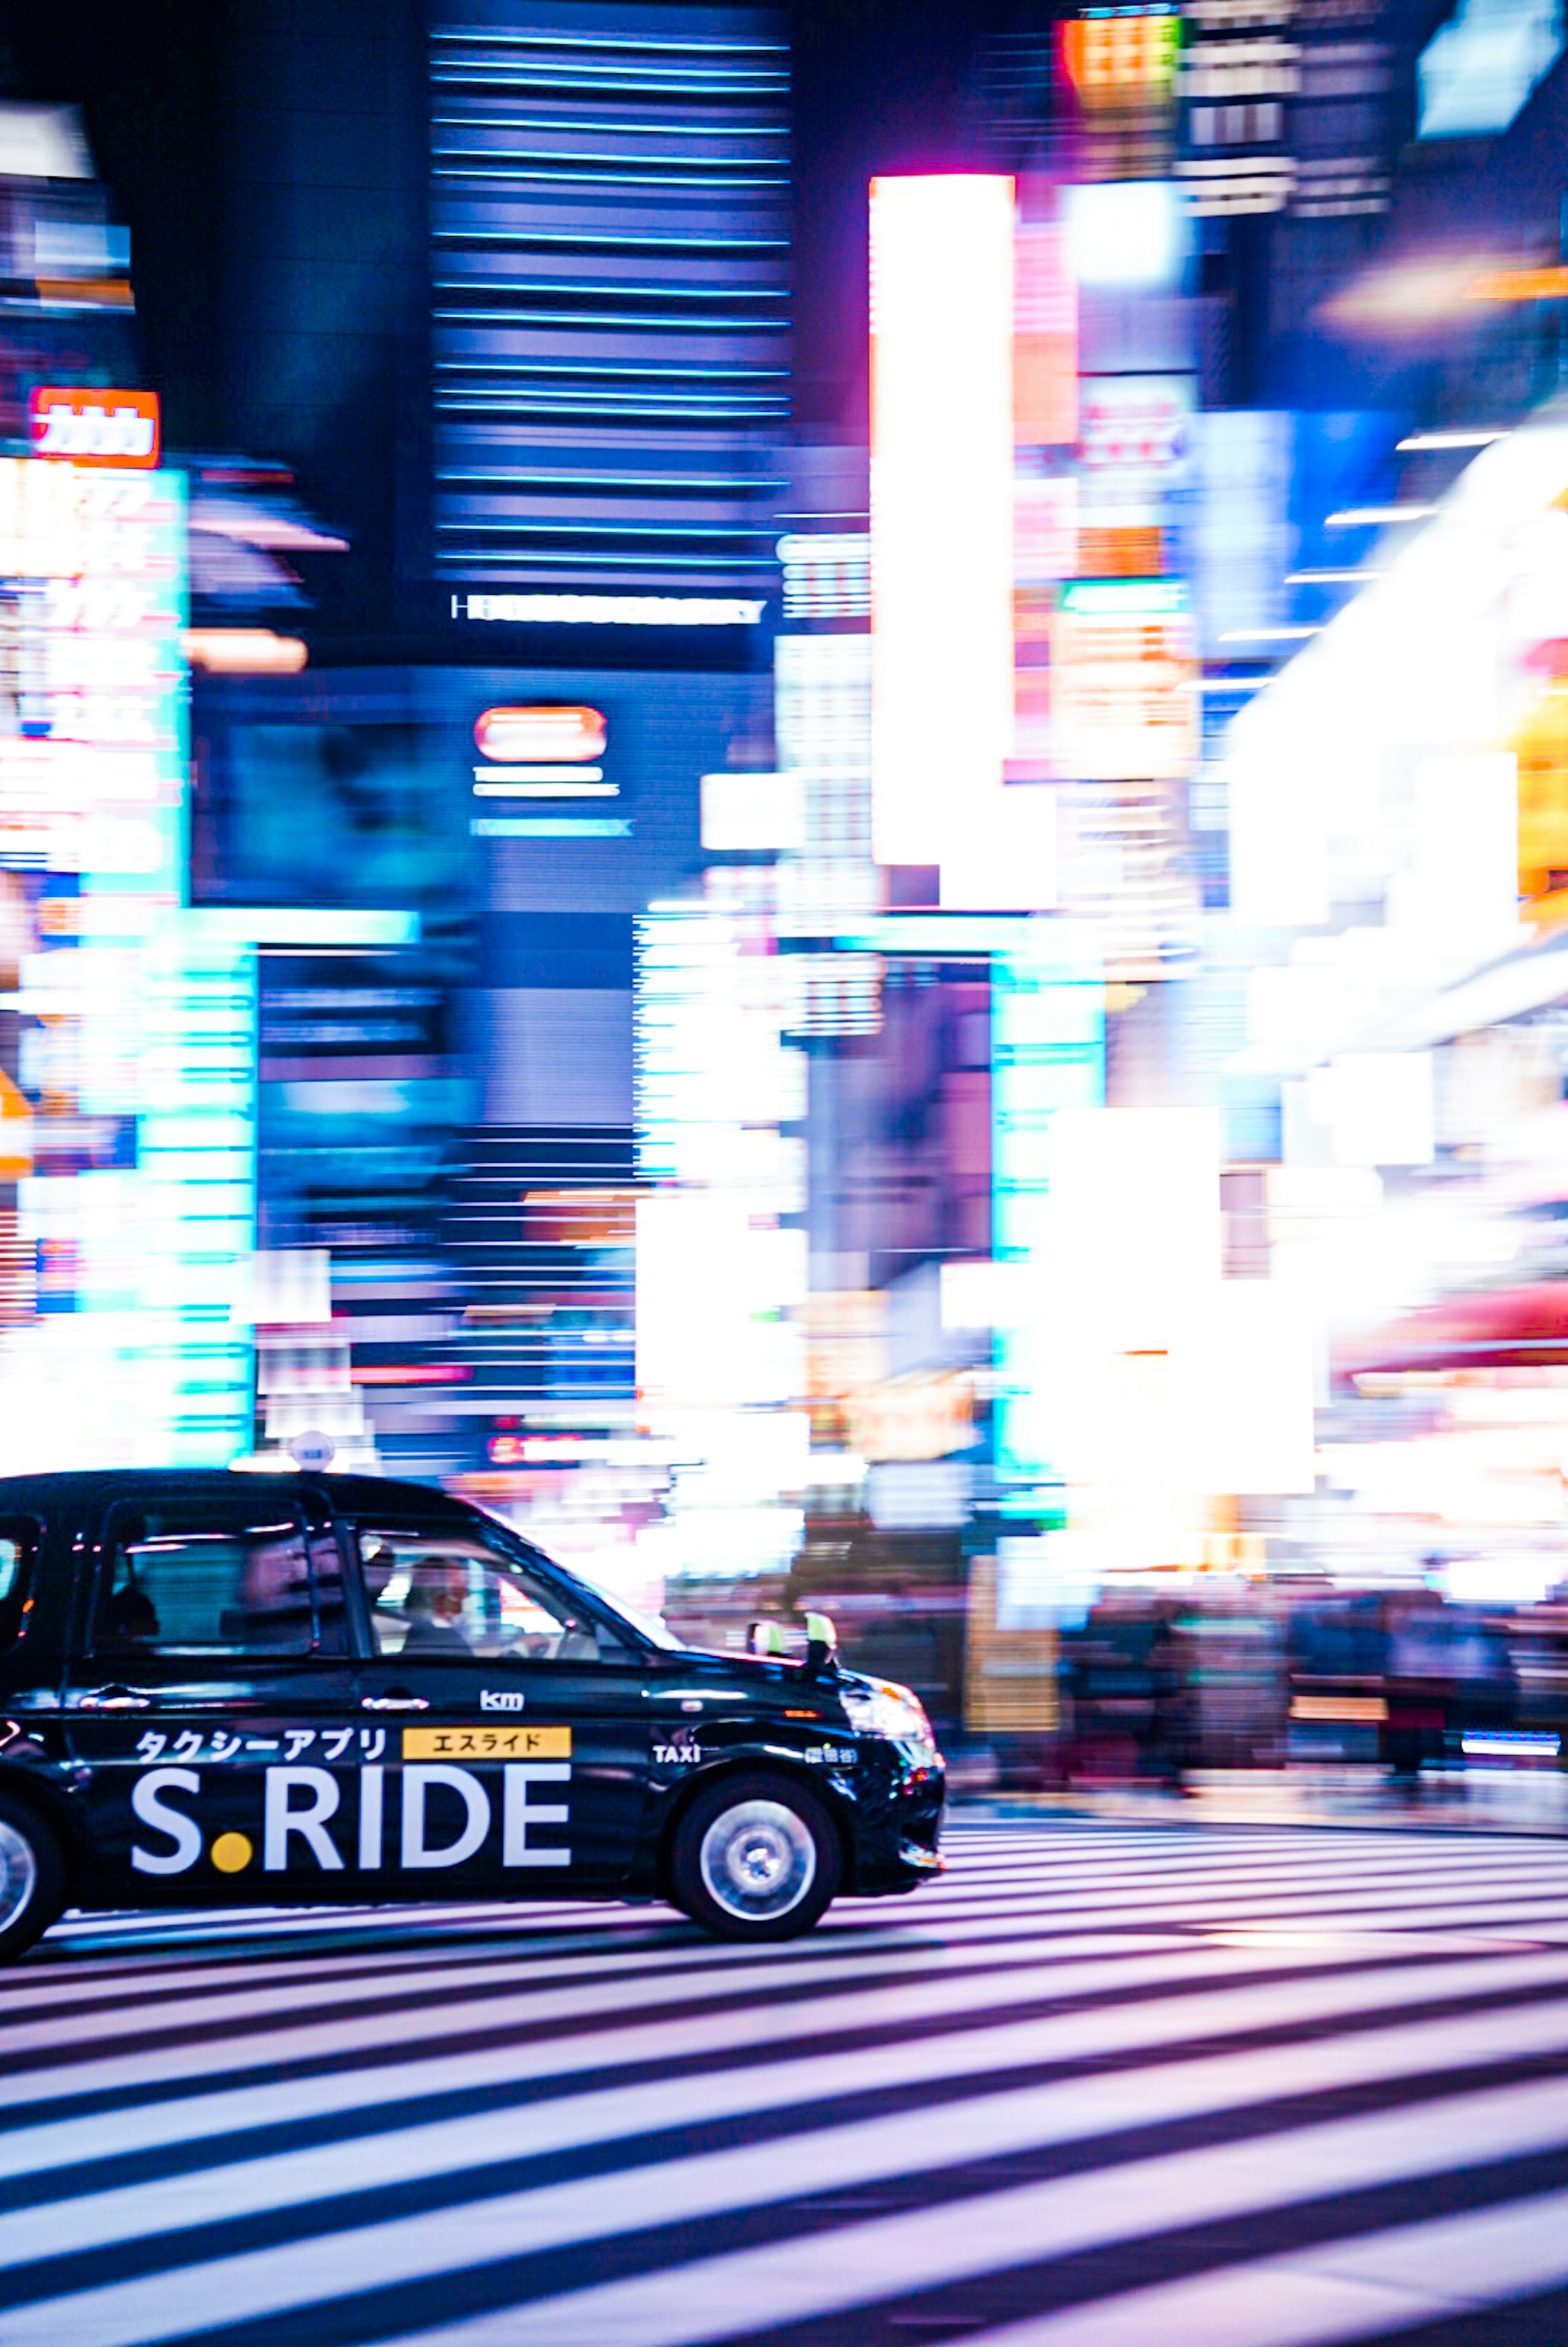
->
[0,1468,481,1522]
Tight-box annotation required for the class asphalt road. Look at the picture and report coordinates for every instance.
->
[5,1821,1568,2345]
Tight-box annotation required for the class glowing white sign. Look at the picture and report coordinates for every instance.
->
[1064,181,1185,288]
[456,594,764,627]
[870,175,1016,871]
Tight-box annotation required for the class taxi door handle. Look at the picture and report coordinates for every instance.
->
[360,1693,430,1712]
[78,1687,152,1710]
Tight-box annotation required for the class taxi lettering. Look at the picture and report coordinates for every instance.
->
[132,1725,382,1765]
[127,1759,572,1876]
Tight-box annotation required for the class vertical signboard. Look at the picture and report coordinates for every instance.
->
[0,458,258,1469]
[870,175,1016,872]
[991,918,1105,1490]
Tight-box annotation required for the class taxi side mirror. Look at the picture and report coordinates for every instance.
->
[802,1610,839,1679]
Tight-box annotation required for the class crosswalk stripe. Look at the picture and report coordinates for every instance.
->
[227,2075,1568,2347]
[7,1928,1568,2197]
[0,1923,1167,2062]
[9,1924,1521,2112]
[10,1927,1568,2124]
[10,1968,1568,2276]
[5,1823,1568,2347]
[959,2187,1568,2347]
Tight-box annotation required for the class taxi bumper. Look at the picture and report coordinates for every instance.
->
[844,1748,946,1895]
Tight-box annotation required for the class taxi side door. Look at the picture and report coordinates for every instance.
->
[62,1479,360,1901]
[343,1510,653,1892]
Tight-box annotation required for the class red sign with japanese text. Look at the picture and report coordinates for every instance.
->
[30,387,161,469]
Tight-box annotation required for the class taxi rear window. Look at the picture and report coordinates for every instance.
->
[92,1501,347,1658]
[0,1520,37,1653]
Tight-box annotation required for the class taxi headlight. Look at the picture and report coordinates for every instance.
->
[841,1678,937,1759]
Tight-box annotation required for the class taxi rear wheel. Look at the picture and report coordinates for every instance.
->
[0,1791,65,1964]
[670,1772,841,1942]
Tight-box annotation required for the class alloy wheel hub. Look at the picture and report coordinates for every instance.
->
[699,1799,815,1922]
[0,1820,38,1934]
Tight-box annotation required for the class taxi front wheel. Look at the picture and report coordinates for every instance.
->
[0,1790,65,1964]
[670,1772,841,1942]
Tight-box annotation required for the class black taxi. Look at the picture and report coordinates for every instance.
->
[0,1469,945,1959]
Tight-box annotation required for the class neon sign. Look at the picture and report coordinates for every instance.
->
[30,388,161,469]
[474,707,607,763]
[1061,10,1181,102]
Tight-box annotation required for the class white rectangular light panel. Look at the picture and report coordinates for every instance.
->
[870,174,1015,870]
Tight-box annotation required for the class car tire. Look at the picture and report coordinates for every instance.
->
[670,1771,841,1943]
[0,1789,65,1964]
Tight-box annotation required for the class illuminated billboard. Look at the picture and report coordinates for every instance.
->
[1060,10,1181,105]
[1013,216,1077,451]
[30,386,160,469]
[870,175,1016,873]
[474,707,606,764]
[992,919,1105,1490]
[0,457,259,1468]
[1051,578,1197,781]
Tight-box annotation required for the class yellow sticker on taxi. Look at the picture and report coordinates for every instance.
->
[401,1724,572,1760]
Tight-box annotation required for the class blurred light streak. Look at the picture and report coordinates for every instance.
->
[1321,256,1505,332]
[470,817,630,837]
[471,772,613,791]
[1396,431,1507,451]
[455,593,764,624]
[182,629,307,674]
[1466,264,1568,301]
[185,909,419,949]
[870,174,1016,872]
[1419,0,1563,138]
[1326,504,1440,526]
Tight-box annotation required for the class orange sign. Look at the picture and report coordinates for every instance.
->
[0,1070,31,1182]
[1060,12,1180,103]
[474,706,607,763]
[30,387,160,469]
[1466,265,1568,303]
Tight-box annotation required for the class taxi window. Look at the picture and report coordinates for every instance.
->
[0,1520,37,1653]
[359,1531,601,1664]
[92,1502,348,1659]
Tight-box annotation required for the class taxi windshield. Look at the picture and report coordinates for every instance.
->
[468,1506,682,1652]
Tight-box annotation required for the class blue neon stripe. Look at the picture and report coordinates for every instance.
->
[471,817,631,837]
